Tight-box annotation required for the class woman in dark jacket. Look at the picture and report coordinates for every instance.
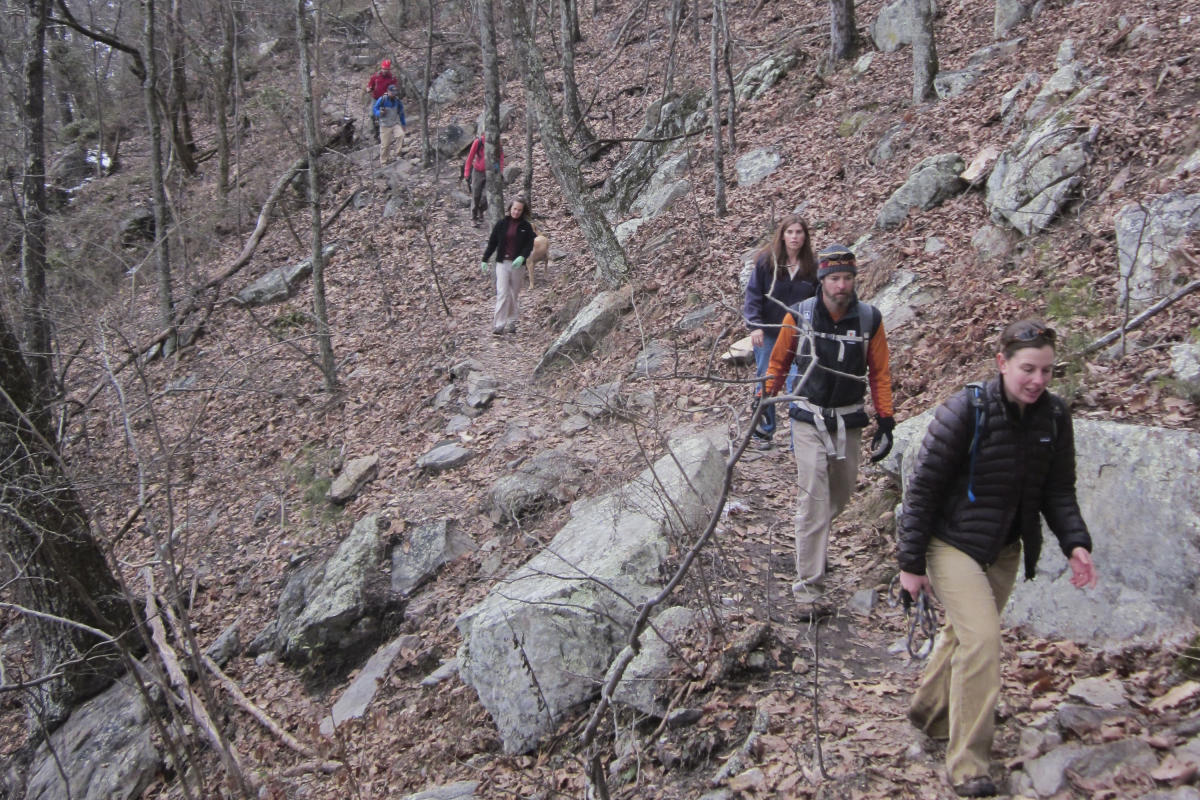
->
[897,319,1097,798]
[742,214,817,448]
[481,197,535,335]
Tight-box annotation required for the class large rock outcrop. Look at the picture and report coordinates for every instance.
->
[534,285,633,375]
[456,430,729,753]
[1115,191,1200,310]
[885,415,1200,642]
[876,153,966,229]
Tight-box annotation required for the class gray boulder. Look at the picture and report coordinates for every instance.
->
[320,633,421,735]
[475,102,517,134]
[397,782,479,800]
[391,520,477,595]
[428,65,471,105]
[1171,343,1200,393]
[417,444,475,472]
[327,454,380,504]
[534,285,633,375]
[629,151,691,220]
[867,269,940,331]
[1016,738,1156,797]
[678,304,718,332]
[633,339,673,378]
[598,90,706,217]
[876,153,966,229]
[735,148,782,187]
[871,0,938,52]
[235,243,340,307]
[986,112,1099,236]
[934,68,982,99]
[119,207,156,246]
[967,38,1024,66]
[734,52,796,102]
[49,144,92,188]
[888,415,1200,643]
[457,430,729,753]
[609,606,699,716]
[254,514,401,664]
[1115,191,1200,310]
[971,224,1014,263]
[572,382,625,419]
[24,678,159,800]
[994,0,1030,38]
[435,123,473,159]
[486,448,586,526]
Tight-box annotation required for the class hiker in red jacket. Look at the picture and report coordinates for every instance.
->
[366,59,395,143]
[461,135,503,225]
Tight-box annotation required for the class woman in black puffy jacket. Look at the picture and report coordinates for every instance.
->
[896,319,1097,798]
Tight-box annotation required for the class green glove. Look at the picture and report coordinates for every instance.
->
[480,260,489,273]
[512,255,525,269]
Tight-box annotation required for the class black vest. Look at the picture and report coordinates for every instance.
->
[788,295,880,430]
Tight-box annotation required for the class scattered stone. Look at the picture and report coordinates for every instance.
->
[327,454,380,504]
[1019,738,1156,797]
[1056,702,1125,737]
[391,519,477,595]
[252,493,278,526]
[870,123,908,165]
[206,621,242,668]
[677,304,718,332]
[561,414,591,435]
[417,444,474,472]
[999,72,1040,122]
[722,336,754,365]
[735,148,782,186]
[869,269,940,331]
[235,243,340,307]
[428,65,471,105]
[23,678,159,800]
[486,448,586,526]
[445,414,472,434]
[971,224,1013,263]
[849,588,877,614]
[572,382,624,419]
[1067,675,1128,708]
[876,153,966,229]
[967,38,1024,67]
[923,236,945,254]
[633,339,673,378]
[666,707,703,728]
[420,659,459,687]
[396,781,479,800]
[119,206,156,246]
[934,68,982,99]
[432,383,457,410]
[735,52,796,102]
[994,0,1030,38]
[435,123,473,159]
[320,634,421,735]
[1018,725,1063,757]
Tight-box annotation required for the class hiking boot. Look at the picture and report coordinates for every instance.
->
[491,326,504,336]
[505,322,518,334]
[752,436,773,451]
[953,776,998,797]
[791,581,824,604]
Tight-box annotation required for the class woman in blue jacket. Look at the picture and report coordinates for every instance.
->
[742,215,817,448]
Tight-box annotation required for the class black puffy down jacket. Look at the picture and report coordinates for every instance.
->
[897,376,1092,580]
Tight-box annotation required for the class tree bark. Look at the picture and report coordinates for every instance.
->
[502,0,629,288]
[419,0,434,166]
[166,0,197,175]
[911,0,938,104]
[0,313,136,731]
[709,0,726,216]
[560,0,594,147]
[296,0,337,392]
[215,0,234,195]
[142,0,176,356]
[828,0,859,62]
[21,0,52,403]
[477,0,504,222]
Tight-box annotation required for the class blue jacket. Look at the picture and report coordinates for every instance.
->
[372,95,406,127]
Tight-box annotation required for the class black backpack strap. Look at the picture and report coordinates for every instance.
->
[965,382,987,503]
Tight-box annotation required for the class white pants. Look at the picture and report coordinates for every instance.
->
[494,259,525,330]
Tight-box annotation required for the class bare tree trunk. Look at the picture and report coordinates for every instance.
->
[215,1,234,195]
[296,0,337,392]
[419,0,434,166]
[828,0,858,62]
[143,0,176,356]
[502,0,629,288]
[719,0,736,153]
[477,0,504,223]
[911,0,938,104]
[21,0,52,402]
[166,0,197,175]
[709,0,725,216]
[660,0,683,102]
[560,0,594,147]
[0,313,136,731]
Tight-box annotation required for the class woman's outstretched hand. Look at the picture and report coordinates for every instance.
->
[1068,547,1097,589]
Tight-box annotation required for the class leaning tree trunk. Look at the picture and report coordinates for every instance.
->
[214,0,234,195]
[477,0,504,223]
[0,314,136,731]
[296,0,337,392]
[21,0,52,403]
[419,0,434,166]
[560,0,594,148]
[502,0,629,288]
[911,0,938,104]
[829,0,858,62]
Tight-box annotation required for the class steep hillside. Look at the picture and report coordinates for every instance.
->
[2,0,1198,797]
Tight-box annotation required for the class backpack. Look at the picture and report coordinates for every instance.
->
[964,382,1061,503]
[792,296,881,341]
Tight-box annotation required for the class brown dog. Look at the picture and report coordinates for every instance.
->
[526,234,549,289]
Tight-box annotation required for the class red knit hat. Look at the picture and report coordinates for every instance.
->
[381,59,391,69]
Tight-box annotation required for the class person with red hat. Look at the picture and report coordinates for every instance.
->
[366,59,396,143]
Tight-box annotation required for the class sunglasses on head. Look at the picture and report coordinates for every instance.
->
[1006,322,1056,344]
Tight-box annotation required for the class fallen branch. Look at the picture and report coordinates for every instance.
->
[201,653,328,761]
[1075,277,1200,357]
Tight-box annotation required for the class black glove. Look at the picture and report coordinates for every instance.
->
[869,415,895,463]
